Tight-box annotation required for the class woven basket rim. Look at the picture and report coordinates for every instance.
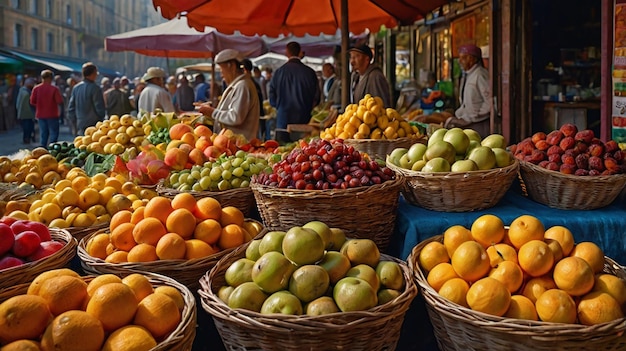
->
[387,156,520,179]
[157,180,253,197]
[344,135,427,144]
[0,228,77,288]
[250,173,404,196]
[409,235,626,334]
[199,240,418,327]
[519,160,626,183]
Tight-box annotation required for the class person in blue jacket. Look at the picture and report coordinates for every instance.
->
[269,41,320,142]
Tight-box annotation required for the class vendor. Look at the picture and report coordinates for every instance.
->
[444,44,491,137]
[198,49,260,141]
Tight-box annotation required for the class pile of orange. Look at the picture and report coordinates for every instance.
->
[0,269,184,351]
[418,214,626,325]
[85,194,262,263]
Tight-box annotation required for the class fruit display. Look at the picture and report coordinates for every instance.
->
[217,221,406,315]
[253,138,395,190]
[83,194,262,263]
[166,151,271,192]
[388,128,513,172]
[0,148,68,189]
[319,94,422,140]
[0,269,186,350]
[417,214,626,325]
[74,114,149,155]
[510,123,626,175]
[0,218,65,270]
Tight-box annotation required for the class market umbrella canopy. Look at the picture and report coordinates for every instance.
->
[264,29,370,58]
[153,0,448,36]
[104,16,268,58]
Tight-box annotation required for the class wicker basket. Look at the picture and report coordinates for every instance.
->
[77,219,266,290]
[344,136,426,160]
[67,222,109,242]
[408,235,626,351]
[198,242,418,351]
[387,158,519,212]
[251,175,403,251]
[518,160,626,210]
[0,272,197,351]
[0,228,76,290]
[156,182,256,217]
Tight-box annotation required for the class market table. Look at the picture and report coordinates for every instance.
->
[387,182,626,266]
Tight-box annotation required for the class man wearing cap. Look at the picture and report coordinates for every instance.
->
[197,49,259,141]
[67,62,106,136]
[349,44,392,108]
[30,70,64,147]
[269,41,320,142]
[444,44,492,137]
[137,67,175,114]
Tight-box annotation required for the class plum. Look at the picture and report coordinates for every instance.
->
[561,154,576,166]
[588,156,605,172]
[559,164,576,175]
[547,145,564,156]
[574,169,589,176]
[574,130,594,144]
[588,144,605,157]
[575,154,589,170]
[546,130,564,146]
[559,136,575,151]
[535,140,549,151]
[559,123,578,137]
[531,132,547,144]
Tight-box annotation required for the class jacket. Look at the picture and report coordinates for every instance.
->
[351,64,392,108]
[67,79,106,133]
[455,64,491,123]
[212,74,260,141]
[16,86,35,120]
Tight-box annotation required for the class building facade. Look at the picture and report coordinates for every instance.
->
[0,0,168,78]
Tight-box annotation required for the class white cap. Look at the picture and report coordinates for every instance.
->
[215,49,243,64]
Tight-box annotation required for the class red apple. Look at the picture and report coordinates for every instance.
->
[0,216,18,226]
[27,241,65,261]
[23,221,51,242]
[0,255,24,270]
[559,123,578,137]
[10,220,31,235]
[574,130,594,144]
[12,231,41,258]
[0,223,15,256]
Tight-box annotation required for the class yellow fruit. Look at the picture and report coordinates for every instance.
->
[437,278,470,307]
[570,242,605,274]
[106,194,133,215]
[418,241,450,272]
[86,283,138,332]
[101,325,156,351]
[443,225,472,257]
[553,256,595,296]
[27,268,81,295]
[507,215,545,250]
[535,289,577,323]
[134,293,181,339]
[122,274,154,303]
[486,243,518,266]
[35,276,88,316]
[154,286,185,311]
[427,262,459,292]
[489,260,524,293]
[592,273,626,308]
[73,212,96,227]
[450,240,490,283]
[86,233,112,260]
[470,214,505,248]
[0,295,52,344]
[517,240,554,277]
[577,291,624,325]
[504,295,538,320]
[522,276,557,304]
[86,274,123,298]
[466,277,511,317]
[1,339,42,351]
[40,310,105,351]
[544,225,575,256]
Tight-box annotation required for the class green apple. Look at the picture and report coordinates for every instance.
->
[388,147,408,166]
[318,251,352,285]
[424,140,456,164]
[217,285,234,304]
[407,143,427,163]
[225,258,255,287]
[346,264,380,291]
[467,146,497,170]
[376,261,405,290]
[466,140,481,156]
[422,157,451,173]
[282,226,325,266]
[463,129,482,143]
[288,265,330,303]
[451,159,478,172]
[245,239,262,261]
[228,282,268,312]
[327,228,347,251]
[411,160,427,171]
[398,153,414,170]
[481,134,507,149]
[305,296,340,316]
[428,128,448,147]
[443,128,470,155]
[252,252,296,293]
[258,231,286,255]
[377,289,402,305]
[260,291,303,315]
[492,147,513,167]
[333,277,378,312]
[302,220,332,249]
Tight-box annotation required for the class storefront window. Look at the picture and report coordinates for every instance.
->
[395,32,411,90]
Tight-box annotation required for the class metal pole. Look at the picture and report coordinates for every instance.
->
[341,0,350,109]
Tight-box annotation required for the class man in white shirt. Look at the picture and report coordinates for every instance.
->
[137,67,175,114]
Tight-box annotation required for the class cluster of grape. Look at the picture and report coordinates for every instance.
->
[253,139,394,190]
[168,151,271,192]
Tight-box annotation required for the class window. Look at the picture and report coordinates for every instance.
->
[77,9,82,27]
[31,28,39,50]
[66,4,71,25]
[14,24,23,47]
[77,41,83,58]
[46,32,54,52]
[96,18,100,34]
[29,0,38,15]
[65,35,72,56]
[45,0,51,18]
[11,0,20,10]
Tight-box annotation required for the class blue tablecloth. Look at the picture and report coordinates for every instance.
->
[388,186,626,266]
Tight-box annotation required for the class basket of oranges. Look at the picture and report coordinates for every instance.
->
[0,221,77,290]
[0,269,196,351]
[407,214,626,351]
[77,194,265,289]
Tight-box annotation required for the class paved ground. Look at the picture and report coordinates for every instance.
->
[0,122,75,158]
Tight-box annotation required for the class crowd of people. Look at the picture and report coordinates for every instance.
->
[0,41,492,148]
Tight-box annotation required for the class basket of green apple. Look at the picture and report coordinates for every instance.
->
[199,221,418,351]
[386,128,519,212]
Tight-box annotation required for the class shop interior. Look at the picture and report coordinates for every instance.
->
[531,0,602,136]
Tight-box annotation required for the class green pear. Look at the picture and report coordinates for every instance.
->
[428,128,448,147]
